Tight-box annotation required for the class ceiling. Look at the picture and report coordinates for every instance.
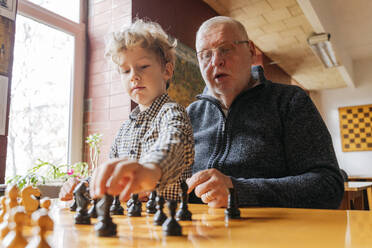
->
[202,0,372,90]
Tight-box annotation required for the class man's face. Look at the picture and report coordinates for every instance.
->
[196,23,254,98]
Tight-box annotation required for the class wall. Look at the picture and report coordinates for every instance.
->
[312,58,372,176]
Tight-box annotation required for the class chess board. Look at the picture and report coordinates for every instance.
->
[41,202,372,247]
[339,104,372,152]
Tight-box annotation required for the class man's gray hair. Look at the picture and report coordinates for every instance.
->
[196,16,249,47]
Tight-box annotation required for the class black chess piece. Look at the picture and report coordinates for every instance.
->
[176,181,192,221]
[127,194,141,217]
[153,195,167,226]
[70,198,77,211]
[126,193,134,208]
[110,196,124,215]
[88,199,98,218]
[225,188,241,220]
[74,181,91,224]
[146,191,157,214]
[162,200,182,236]
[94,194,117,237]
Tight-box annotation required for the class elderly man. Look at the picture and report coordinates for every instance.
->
[186,16,344,209]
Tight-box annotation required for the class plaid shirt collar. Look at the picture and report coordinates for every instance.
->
[129,93,171,121]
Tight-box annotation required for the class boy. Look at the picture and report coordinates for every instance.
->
[60,20,194,202]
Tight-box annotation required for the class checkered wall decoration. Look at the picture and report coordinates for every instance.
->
[339,104,372,152]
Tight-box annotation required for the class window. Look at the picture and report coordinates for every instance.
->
[5,0,86,178]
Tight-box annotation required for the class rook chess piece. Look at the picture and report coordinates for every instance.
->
[146,191,157,214]
[110,196,124,215]
[225,188,241,220]
[176,181,192,221]
[26,209,54,248]
[94,194,117,237]
[127,194,141,217]
[74,181,91,224]
[153,195,167,226]
[162,200,182,236]
[2,206,28,248]
[88,199,98,218]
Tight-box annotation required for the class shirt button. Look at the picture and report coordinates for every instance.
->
[130,150,135,155]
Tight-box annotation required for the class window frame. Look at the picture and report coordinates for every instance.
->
[16,0,86,165]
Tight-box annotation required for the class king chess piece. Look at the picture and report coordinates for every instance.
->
[162,200,182,236]
[74,182,91,224]
[176,181,192,221]
[88,199,98,218]
[110,196,124,215]
[153,195,167,226]
[94,194,117,237]
[127,194,141,217]
[225,188,241,220]
[146,191,157,214]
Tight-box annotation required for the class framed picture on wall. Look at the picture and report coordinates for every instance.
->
[0,0,17,20]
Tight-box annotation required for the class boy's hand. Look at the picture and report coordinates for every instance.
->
[59,177,79,201]
[90,158,161,202]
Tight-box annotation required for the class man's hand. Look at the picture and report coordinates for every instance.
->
[59,177,79,201]
[186,168,233,208]
[90,158,161,202]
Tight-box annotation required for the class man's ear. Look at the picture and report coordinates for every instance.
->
[163,62,174,82]
[248,40,256,58]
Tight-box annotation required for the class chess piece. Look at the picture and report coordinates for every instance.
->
[162,200,182,236]
[127,194,141,217]
[176,181,192,221]
[21,185,41,219]
[26,209,54,248]
[146,191,157,214]
[153,195,167,226]
[2,206,28,248]
[88,199,98,218]
[94,194,117,237]
[40,198,51,211]
[6,185,19,209]
[70,199,77,212]
[74,181,91,224]
[126,193,134,208]
[225,188,241,220]
[0,196,6,222]
[110,196,124,215]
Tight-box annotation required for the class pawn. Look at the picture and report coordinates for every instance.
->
[2,206,28,248]
[225,188,241,220]
[94,194,117,237]
[40,198,51,211]
[126,193,134,208]
[176,181,192,221]
[146,191,157,214]
[127,194,141,217]
[26,209,54,248]
[0,196,7,223]
[110,196,124,215]
[162,200,182,236]
[74,181,91,224]
[153,195,167,226]
[88,199,98,218]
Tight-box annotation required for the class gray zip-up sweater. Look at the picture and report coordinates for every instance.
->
[187,71,344,209]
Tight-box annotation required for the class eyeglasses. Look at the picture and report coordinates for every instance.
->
[196,40,249,65]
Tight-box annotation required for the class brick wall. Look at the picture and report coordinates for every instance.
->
[85,0,133,165]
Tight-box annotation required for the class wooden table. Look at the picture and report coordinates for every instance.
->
[348,176,372,181]
[34,202,372,247]
[343,182,372,210]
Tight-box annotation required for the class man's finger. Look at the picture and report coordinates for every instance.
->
[194,177,218,197]
[186,170,212,193]
[200,189,218,203]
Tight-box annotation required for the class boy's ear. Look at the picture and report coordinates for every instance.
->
[163,62,174,82]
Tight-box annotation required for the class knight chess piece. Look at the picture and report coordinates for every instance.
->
[176,181,192,221]
[225,188,241,220]
[74,182,91,224]
[127,194,141,217]
[110,196,124,215]
[146,191,157,214]
[94,194,117,237]
[162,200,182,236]
[153,195,167,226]
[70,199,77,212]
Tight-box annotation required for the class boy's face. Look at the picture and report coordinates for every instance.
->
[118,46,173,109]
